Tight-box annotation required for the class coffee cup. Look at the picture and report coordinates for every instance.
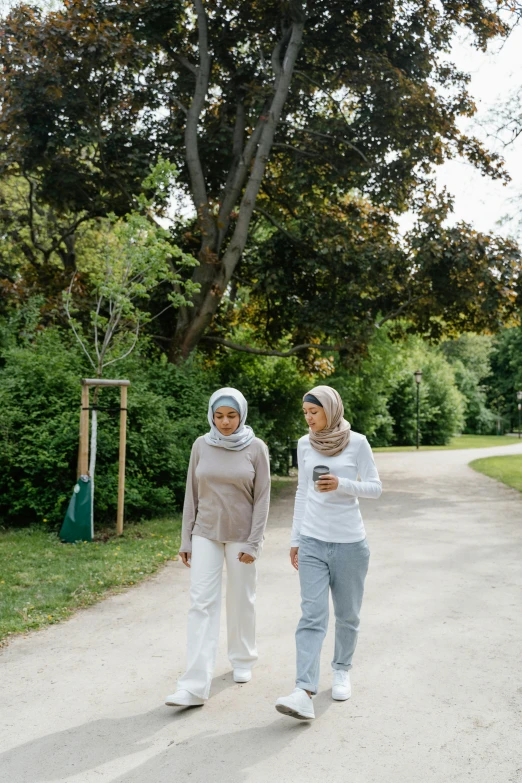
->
[313,465,330,492]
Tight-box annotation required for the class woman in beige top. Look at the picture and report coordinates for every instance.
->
[165,387,271,708]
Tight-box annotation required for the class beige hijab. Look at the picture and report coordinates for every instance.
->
[305,385,351,456]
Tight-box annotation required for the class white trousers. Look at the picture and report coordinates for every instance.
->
[177,535,258,699]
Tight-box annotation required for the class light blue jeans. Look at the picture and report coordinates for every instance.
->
[296,535,370,694]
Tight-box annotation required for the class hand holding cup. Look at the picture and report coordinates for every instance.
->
[316,473,339,492]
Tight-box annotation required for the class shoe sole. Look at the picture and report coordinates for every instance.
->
[165,700,204,707]
[234,677,252,683]
[275,703,314,720]
[332,694,351,701]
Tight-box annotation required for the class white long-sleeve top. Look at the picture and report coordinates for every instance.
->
[291,432,382,546]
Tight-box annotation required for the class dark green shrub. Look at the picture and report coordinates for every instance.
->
[0,328,86,525]
[0,328,215,527]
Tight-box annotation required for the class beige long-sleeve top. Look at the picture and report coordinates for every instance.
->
[180,436,271,559]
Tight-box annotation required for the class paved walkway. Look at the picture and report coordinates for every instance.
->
[2,444,522,783]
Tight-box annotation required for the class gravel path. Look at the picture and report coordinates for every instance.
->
[1,444,522,783]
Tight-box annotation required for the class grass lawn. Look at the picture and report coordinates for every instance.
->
[373,434,520,452]
[0,515,182,645]
[470,454,522,494]
[0,478,291,645]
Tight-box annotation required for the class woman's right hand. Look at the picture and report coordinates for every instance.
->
[179,552,191,568]
[290,547,299,571]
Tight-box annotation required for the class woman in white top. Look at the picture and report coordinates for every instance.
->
[276,385,382,720]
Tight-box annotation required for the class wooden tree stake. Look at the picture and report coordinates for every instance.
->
[116,385,128,535]
[79,384,90,476]
[80,378,130,535]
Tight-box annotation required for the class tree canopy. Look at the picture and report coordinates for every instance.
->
[0,0,519,363]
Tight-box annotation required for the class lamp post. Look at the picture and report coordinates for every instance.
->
[414,370,422,450]
[517,391,522,439]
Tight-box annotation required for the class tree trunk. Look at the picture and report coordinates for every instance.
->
[169,15,306,362]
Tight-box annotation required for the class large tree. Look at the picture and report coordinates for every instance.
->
[0,0,516,360]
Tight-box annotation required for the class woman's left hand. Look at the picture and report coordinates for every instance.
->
[238,552,256,564]
[317,474,339,492]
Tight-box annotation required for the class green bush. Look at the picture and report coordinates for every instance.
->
[0,310,485,531]
[485,327,522,432]
[0,320,308,528]
[327,327,398,446]
[0,327,214,527]
[442,334,496,434]
[387,344,465,446]
[328,328,465,447]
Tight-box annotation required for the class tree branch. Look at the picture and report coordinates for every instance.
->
[216,104,268,252]
[103,321,141,368]
[177,7,307,358]
[175,53,197,76]
[172,96,188,116]
[293,72,369,163]
[376,294,426,327]
[220,17,306,280]
[64,274,97,371]
[184,0,214,239]
[289,123,369,163]
[25,175,50,259]
[253,206,305,246]
[215,24,296,252]
[201,336,339,357]
[94,293,103,362]
[272,142,319,157]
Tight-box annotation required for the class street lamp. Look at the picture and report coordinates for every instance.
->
[414,370,422,450]
[517,391,522,439]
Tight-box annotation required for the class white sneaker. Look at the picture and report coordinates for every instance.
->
[332,670,351,701]
[165,689,204,707]
[275,688,315,720]
[233,668,252,683]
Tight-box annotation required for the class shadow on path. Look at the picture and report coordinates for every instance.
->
[110,690,333,783]
[1,673,240,783]
[2,675,332,783]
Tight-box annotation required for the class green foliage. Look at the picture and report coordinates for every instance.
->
[327,328,465,447]
[0,304,509,532]
[0,314,306,526]
[442,334,496,434]
[1,0,517,361]
[0,328,84,524]
[236,192,521,365]
[325,326,399,445]
[0,323,214,527]
[64,161,199,376]
[486,326,522,432]
[2,0,506,217]
[386,342,465,447]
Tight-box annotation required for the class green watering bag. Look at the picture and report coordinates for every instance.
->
[60,475,93,543]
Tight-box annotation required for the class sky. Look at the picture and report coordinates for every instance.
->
[429,24,522,240]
